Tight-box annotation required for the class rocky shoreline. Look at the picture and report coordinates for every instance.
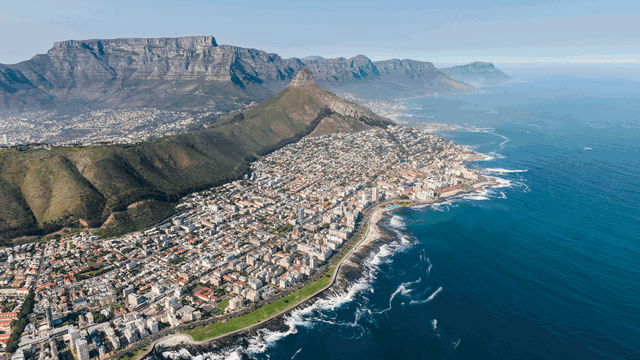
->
[144,179,497,360]
[146,214,400,360]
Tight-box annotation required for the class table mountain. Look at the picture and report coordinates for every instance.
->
[0,36,472,112]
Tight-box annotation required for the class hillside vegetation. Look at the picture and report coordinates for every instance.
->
[0,70,389,244]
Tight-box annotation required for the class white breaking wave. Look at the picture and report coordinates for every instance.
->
[431,319,438,330]
[485,176,529,193]
[410,203,433,210]
[410,286,443,305]
[162,348,245,360]
[489,176,512,189]
[584,147,592,150]
[388,215,406,229]
[484,168,528,174]
[488,152,506,159]
[510,180,531,193]
[476,152,504,161]
[427,258,433,276]
[430,200,457,212]
[464,194,490,201]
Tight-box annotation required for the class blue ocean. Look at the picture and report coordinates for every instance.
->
[169,68,640,359]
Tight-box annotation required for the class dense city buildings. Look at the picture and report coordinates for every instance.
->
[0,108,234,147]
[0,126,483,359]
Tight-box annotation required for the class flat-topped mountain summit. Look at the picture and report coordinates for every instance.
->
[0,68,389,243]
[0,35,475,111]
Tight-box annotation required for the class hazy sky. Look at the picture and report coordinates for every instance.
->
[0,0,638,65]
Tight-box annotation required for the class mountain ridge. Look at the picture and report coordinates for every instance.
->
[0,35,474,111]
[0,68,389,244]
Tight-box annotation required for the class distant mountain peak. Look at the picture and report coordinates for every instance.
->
[468,61,495,68]
[439,61,510,83]
[302,56,324,61]
[289,68,317,88]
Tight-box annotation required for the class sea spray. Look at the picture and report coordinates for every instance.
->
[197,215,420,358]
[484,168,528,174]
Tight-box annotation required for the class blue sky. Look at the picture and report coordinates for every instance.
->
[0,0,638,65]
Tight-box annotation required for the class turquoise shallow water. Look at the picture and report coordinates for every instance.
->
[167,73,640,360]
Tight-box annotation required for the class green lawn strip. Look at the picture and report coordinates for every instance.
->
[77,266,112,280]
[120,344,150,360]
[337,243,356,263]
[217,298,230,309]
[183,267,335,341]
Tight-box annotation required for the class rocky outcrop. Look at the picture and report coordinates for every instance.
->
[321,93,372,119]
[0,35,474,111]
[288,68,317,88]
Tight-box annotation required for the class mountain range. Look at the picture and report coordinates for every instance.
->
[0,35,511,244]
[0,36,476,112]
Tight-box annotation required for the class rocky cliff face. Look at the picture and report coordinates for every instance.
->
[335,58,474,99]
[303,55,378,83]
[288,68,317,88]
[0,36,473,111]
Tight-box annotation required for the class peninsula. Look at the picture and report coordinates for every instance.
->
[0,56,501,360]
[0,123,490,359]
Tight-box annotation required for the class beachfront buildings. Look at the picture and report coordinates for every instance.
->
[0,126,484,359]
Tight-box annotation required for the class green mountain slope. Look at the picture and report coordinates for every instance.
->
[0,69,389,244]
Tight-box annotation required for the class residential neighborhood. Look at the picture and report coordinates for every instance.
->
[0,108,226,147]
[0,126,483,360]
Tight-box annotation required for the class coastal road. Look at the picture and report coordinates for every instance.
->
[115,200,399,360]
[113,180,497,360]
